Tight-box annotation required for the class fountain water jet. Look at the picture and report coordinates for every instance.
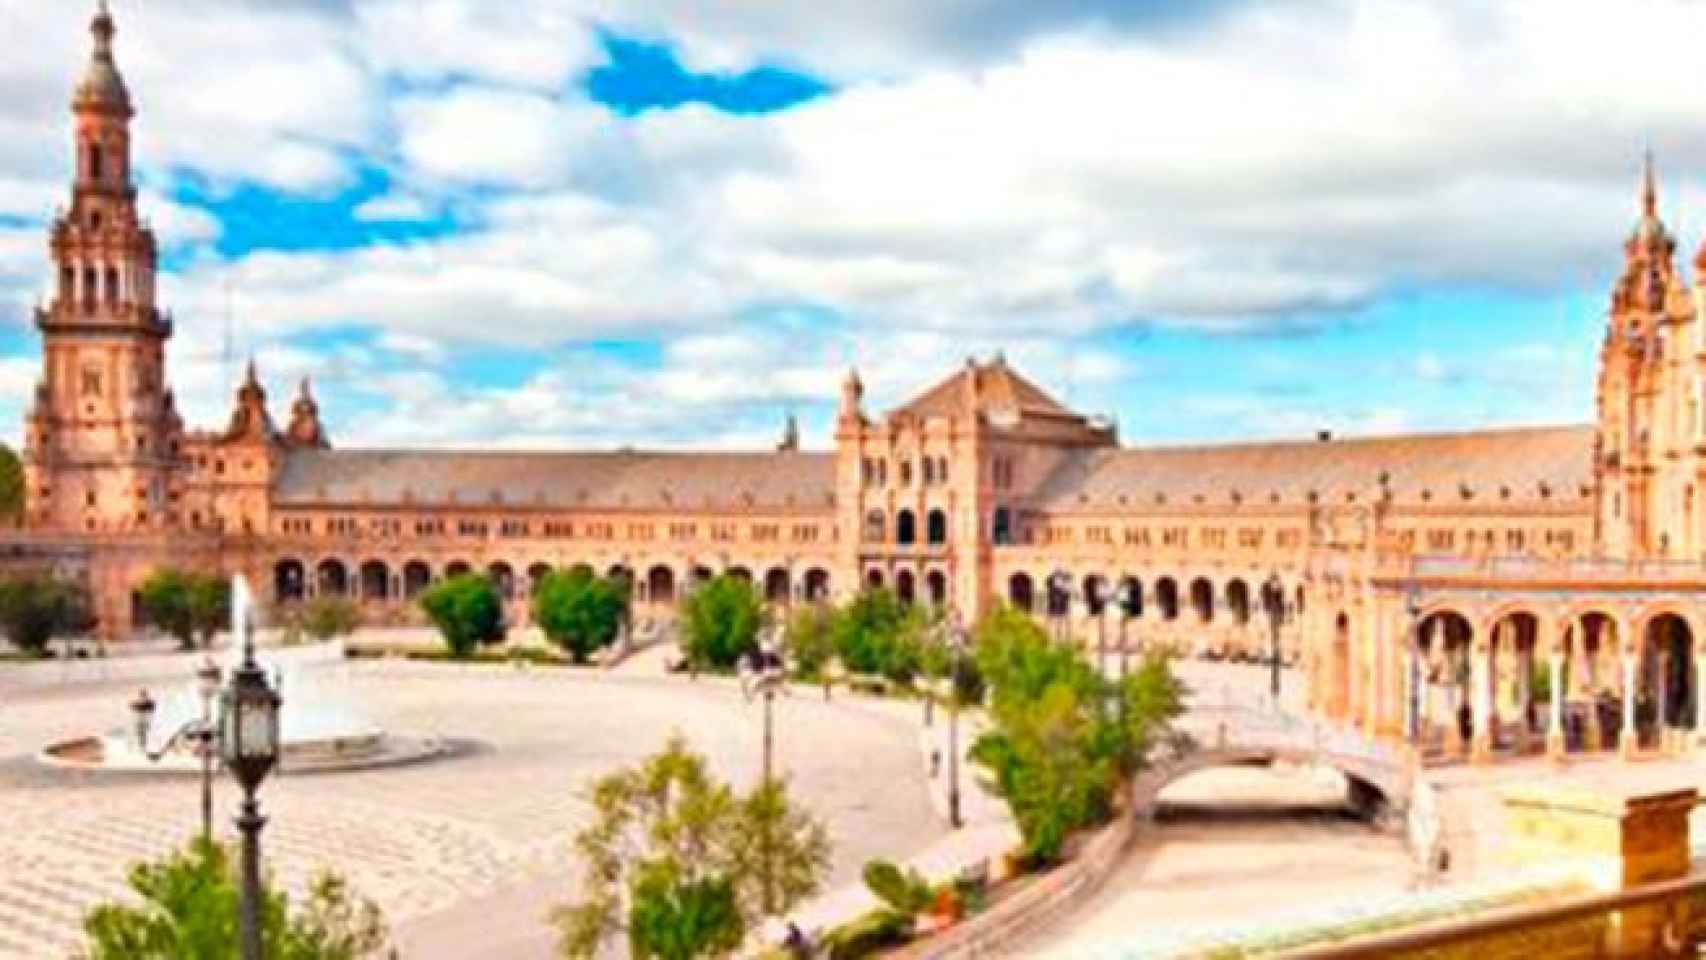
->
[38,574,448,774]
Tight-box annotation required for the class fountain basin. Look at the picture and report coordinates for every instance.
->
[37,728,450,775]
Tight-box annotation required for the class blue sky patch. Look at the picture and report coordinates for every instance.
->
[586,33,830,116]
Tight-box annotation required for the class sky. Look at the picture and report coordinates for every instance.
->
[0,0,1700,452]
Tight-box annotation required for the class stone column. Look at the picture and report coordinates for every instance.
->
[1620,649,1639,760]
[1546,649,1566,760]
[1695,654,1706,749]
[1471,642,1493,764]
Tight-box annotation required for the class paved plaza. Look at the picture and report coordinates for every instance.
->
[0,660,938,959]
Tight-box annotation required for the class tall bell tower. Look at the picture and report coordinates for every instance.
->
[23,1,183,534]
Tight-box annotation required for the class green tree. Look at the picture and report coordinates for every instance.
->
[0,573,89,655]
[300,596,362,643]
[0,443,21,525]
[831,589,928,682]
[679,575,765,670]
[79,837,392,959]
[782,603,836,679]
[419,573,504,658]
[553,735,831,959]
[136,570,228,650]
[532,567,628,663]
[970,605,1183,864]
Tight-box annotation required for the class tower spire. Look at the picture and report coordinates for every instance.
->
[1641,147,1657,220]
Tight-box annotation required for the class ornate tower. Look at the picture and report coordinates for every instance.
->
[1594,154,1701,558]
[285,376,329,449]
[23,2,182,534]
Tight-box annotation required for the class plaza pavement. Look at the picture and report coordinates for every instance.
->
[0,658,942,959]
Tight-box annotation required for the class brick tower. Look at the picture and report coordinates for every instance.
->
[23,1,183,535]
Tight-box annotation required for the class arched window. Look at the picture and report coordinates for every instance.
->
[1008,573,1034,613]
[104,267,119,305]
[926,509,948,545]
[82,267,97,305]
[89,142,103,180]
[896,510,917,545]
[992,507,1013,545]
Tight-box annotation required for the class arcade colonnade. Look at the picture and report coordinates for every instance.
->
[1310,588,1706,763]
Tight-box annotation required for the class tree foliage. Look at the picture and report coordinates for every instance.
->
[679,575,765,670]
[971,605,1184,864]
[781,603,836,679]
[553,735,831,959]
[136,569,229,650]
[533,567,628,663]
[0,573,90,655]
[79,837,392,960]
[831,589,928,682]
[0,442,21,525]
[419,573,504,658]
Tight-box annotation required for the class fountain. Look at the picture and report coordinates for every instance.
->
[38,575,448,774]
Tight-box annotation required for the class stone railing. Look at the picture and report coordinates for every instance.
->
[1406,553,1706,584]
[1280,871,1706,959]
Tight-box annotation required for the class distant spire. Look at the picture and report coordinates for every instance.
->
[1641,147,1657,220]
[298,375,313,401]
[243,357,258,387]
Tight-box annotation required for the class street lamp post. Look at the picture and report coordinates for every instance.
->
[741,627,788,914]
[945,611,969,829]
[1405,585,1422,745]
[1262,574,1283,704]
[221,623,281,960]
[1116,579,1140,682]
[1046,569,1071,645]
[128,657,224,845]
[1088,578,1109,677]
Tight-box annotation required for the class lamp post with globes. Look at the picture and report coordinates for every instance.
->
[1262,574,1284,704]
[1046,569,1072,645]
[1116,579,1141,682]
[740,625,788,915]
[1087,578,1109,676]
[1405,585,1423,744]
[221,622,281,960]
[945,610,970,829]
[127,657,224,844]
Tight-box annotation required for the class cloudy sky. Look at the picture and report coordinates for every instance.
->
[0,0,1700,451]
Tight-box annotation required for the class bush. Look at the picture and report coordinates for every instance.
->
[419,574,504,658]
[0,573,88,655]
[81,837,391,959]
[532,567,627,663]
[823,909,913,960]
[861,859,932,915]
[300,596,361,643]
[679,575,765,670]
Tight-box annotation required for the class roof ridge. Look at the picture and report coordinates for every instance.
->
[287,447,831,458]
[1104,422,1591,457]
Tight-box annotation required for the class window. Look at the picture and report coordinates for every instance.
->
[89,142,103,180]
[80,366,103,397]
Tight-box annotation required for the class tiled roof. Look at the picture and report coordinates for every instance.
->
[894,358,1077,420]
[274,449,836,510]
[1031,425,1594,510]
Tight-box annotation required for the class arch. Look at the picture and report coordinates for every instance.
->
[1486,609,1541,746]
[690,564,713,585]
[88,141,103,180]
[403,561,432,599]
[273,559,305,602]
[1190,577,1214,623]
[726,566,752,583]
[527,562,552,596]
[446,559,472,578]
[1008,572,1035,613]
[569,562,595,578]
[804,568,830,602]
[764,567,790,604]
[1082,574,1108,616]
[1643,613,1695,732]
[992,507,1013,545]
[927,509,948,545]
[1156,577,1180,621]
[1226,579,1251,625]
[489,561,516,599]
[926,570,947,607]
[896,510,918,546]
[359,560,390,601]
[865,568,884,591]
[316,558,348,598]
[607,566,633,597]
[104,266,119,305]
[648,565,676,605]
[1118,575,1143,618]
[896,569,917,605]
